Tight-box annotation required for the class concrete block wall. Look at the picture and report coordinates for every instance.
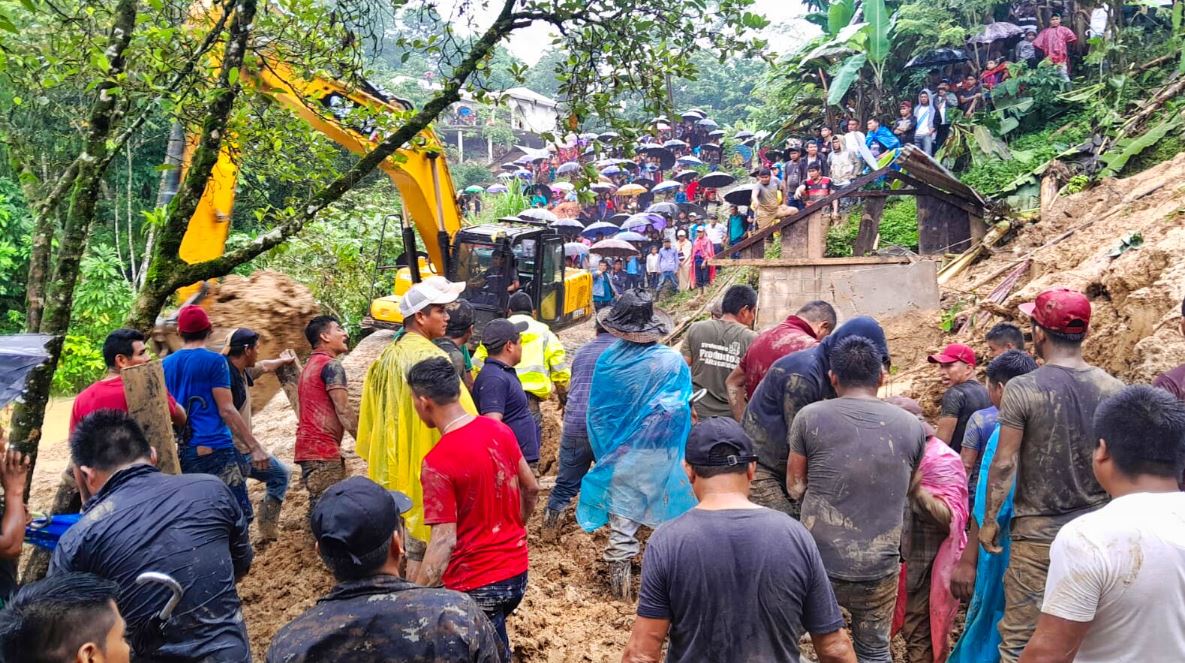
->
[756,259,940,328]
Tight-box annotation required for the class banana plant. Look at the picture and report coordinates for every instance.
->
[816,0,895,111]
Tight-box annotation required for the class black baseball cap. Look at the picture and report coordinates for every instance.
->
[445,299,475,336]
[482,319,528,351]
[311,476,413,565]
[685,417,758,466]
[227,328,260,349]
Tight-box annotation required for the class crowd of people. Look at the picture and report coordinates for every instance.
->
[4,268,1185,663]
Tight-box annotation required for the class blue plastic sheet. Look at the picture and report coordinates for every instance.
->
[24,512,81,551]
[0,334,51,408]
[577,340,696,531]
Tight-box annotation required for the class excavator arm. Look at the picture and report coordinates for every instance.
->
[175,44,463,301]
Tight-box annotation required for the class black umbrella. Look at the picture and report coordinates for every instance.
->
[699,172,736,188]
[639,145,676,171]
[764,149,784,162]
[723,184,756,206]
[679,203,708,219]
[905,48,970,69]
[699,143,722,152]
[531,183,553,199]
[673,169,699,183]
[632,177,656,190]
[607,212,631,225]
[708,129,726,138]
[734,130,754,140]
[131,572,185,656]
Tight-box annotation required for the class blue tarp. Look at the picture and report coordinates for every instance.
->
[577,340,696,531]
[0,334,51,408]
[25,512,81,551]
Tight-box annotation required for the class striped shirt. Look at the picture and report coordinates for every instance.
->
[561,332,619,439]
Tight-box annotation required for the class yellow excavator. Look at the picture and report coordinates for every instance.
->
[165,10,593,336]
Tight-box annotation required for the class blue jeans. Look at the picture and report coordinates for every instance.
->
[467,571,527,662]
[547,432,595,512]
[658,271,678,294]
[239,453,290,503]
[179,444,251,520]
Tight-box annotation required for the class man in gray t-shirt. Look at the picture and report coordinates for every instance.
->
[622,418,854,663]
[788,336,924,663]
[680,285,757,419]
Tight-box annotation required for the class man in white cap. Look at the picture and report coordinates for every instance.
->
[357,276,477,578]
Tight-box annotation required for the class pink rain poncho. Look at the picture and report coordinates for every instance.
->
[893,436,969,662]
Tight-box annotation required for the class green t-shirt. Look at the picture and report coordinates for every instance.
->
[680,319,756,419]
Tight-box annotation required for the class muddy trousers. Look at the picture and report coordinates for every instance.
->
[902,516,948,663]
[830,572,899,663]
[239,452,290,503]
[997,539,1052,663]
[749,465,800,518]
[468,571,528,663]
[180,445,250,520]
[546,432,594,513]
[604,514,643,563]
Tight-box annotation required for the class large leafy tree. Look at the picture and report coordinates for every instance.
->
[0,0,768,534]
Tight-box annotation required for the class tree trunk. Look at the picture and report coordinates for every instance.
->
[854,198,886,256]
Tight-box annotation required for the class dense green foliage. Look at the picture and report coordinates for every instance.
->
[0,180,31,333]
[826,198,919,256]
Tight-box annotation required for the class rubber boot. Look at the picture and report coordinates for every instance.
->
[541,508,562,544]
[257,496,282,543]
[609,561,632,601]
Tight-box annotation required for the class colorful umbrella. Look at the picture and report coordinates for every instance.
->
[616,183,647,196]
[589,238,640,257]
[462,185,484,194]
[496,172,515,180]
[621,213,666,232]
[24,512,81,550]
[514,169,533,179]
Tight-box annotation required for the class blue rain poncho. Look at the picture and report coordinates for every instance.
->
[577,340,695,530]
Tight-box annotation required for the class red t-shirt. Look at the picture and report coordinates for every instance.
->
[295,351,348,462]
[70,377,180,433]
[421,416,528,592]
[737,315,820,398]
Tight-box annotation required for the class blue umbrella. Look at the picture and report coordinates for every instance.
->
[615,230,649,243]
[552,219,584,231]
[652,180,681,194]
[581,221,620,239]
[514,169,533,179]
[556,161,581,175]
[622,213,664,231]
[486,184,508,193]
[600,166,624,176]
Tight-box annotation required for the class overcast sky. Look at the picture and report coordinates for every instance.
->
[437,0,816,65]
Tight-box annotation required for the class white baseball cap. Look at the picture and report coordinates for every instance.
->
[399,276,465,317]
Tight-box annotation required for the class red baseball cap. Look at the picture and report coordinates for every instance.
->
[1019,288,1091,334]
[177,305,212,334]
[928,343,976,366]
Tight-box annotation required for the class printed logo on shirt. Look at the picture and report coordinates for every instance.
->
[698,342,743,370]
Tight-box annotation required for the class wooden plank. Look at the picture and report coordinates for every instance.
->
[887,172,982,216]
[121,361,181,474]
[854,197,886,257]
[274,350,303,418]
[917,194,972,255]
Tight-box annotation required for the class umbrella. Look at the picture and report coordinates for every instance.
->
[681,110,705,120]
[663,139,688,149]
[616,183,647,196]
[552,219,585,232]
[680,203,708,219]
[905,48,970,69]
[521,208,558,223]
[486,184,508,193]
[607,213,631,225]
[530,183,553,199]
[652,116,669,124]
[646,201,680,215]
[615,230,649,243]
[556,161,582,175]
[652,180,681,194]
[640,146,676,170]
[699,172,736,188]
[496,172,515,180]
[597,131,620,141]
[579,132,599,141]
[514,169,533,179]
[697,118,719,129]
[590,182,616,193]
[677,155,704,166]
[501,162,519,171]
[621,213,666,232]
[551,181,574,192]
[708,129,726,138]
[673,169,699,183]
[596,158,630,167]
[620,160,640,171]
[462,185,484,194]
[600,166,624,177]
[631,177,656,190]
[968,22,1024,44]
[764,149,784,162]
[582,221,620,239]
[564,242,590,257]
[589,238,640,257]
[734,130,754,140]
[723,184,756,206]
[699,143,722,152]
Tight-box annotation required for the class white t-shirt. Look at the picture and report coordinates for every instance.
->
[646,252,660,273]
[1042,491,1185,662]
[704,222,726,244]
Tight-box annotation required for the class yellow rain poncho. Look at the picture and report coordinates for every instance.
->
[473,314,570,399]
[357,331,475,542]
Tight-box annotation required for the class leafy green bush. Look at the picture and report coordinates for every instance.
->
[51,245,136,394]
[0,178,31,334]
[52,334,107,395]
[826,199,919,257]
